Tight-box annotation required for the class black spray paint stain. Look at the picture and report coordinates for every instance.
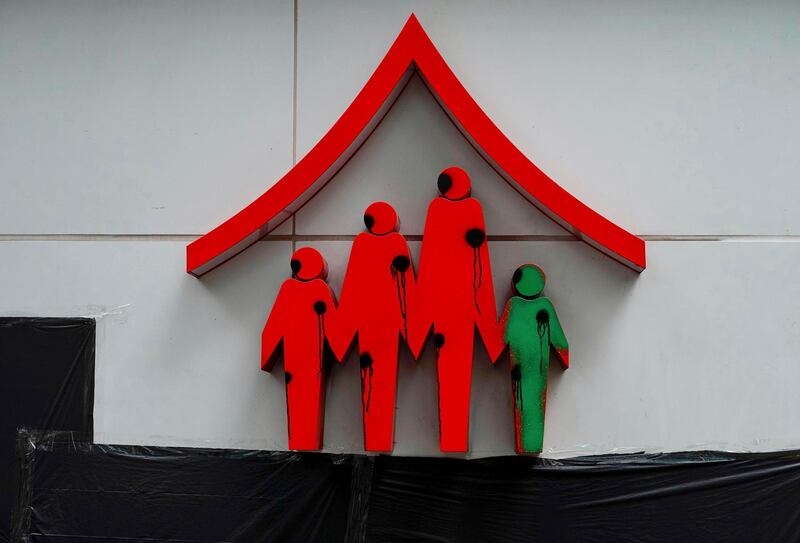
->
[314,301,327,373]
[433,332,445,435]
[360,352,374,413]
[511,364,523,411]
[465,228,485,314]
[364,213,375,230]
[536,309,550,375]
[284,371,293,439]
[390,254,411,339]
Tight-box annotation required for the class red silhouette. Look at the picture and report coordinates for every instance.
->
[410,167,506,452]
[261,247,340,451]
[329,202,415,452]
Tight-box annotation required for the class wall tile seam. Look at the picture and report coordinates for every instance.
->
[3,234,800,242]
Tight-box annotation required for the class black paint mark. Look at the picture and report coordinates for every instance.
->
[364,213,375,230]
[360,352,374,413]
[465,228,485,248]
[284,372,292,440]
[390,255,411,339]
[314,301,327,371]
[511,364,523,411]
[465,228,485,314]
[512,267,522,286]
[433,332,445,360]
[437,172,452,195]
[433,332,445,438]
[536,309,550,375]
[290,259,301,278]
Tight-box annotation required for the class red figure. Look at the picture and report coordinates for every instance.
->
[410,167,506,452]
[261,247,340,451]
[328,202,415,452]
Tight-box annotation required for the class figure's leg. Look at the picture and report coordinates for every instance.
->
[359,335,399,452]
[514,353,548,454]
[435,325,474,453]
[285,365,326,451]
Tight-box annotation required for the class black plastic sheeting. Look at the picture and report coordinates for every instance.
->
[13,431,355,543]
[366,453,800,543]
[0,318,94,543]
[7,318,800,542]
[13,433,800,543]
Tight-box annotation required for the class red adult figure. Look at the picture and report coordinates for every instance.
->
[410,167,506,452]
[329,201,415,452]
[261,246,340,451]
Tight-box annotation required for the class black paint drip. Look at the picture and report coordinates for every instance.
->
[438,172,452,195]
[390,255,411,339]
[360,352,374,413]
[433,332,445,437]
[284,371,292,439]
[290,259,301,278]
[511,364,523,411]
[536,309,550,375]
[433,332,445,361]
[364,213,375,230]
[314,301,327,373]
[465,228,485,314]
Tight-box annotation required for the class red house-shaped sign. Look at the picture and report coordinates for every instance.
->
[186,14,645,276]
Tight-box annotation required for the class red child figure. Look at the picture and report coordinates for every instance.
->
[410,167,506,452]
[261,247,340,451]
[328,202,415,452]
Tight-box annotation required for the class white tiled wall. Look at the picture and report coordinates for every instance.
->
[1,0,799,457]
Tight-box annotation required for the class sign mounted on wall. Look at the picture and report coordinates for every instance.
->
[186,14,645,276]
[187,15,644,454]
[261,167,569,454]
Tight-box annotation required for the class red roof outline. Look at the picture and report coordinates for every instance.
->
[187,14,646,276]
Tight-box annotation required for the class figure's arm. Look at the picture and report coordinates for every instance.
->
[261,283,288,371]
[543,298,569,369]
[475,243,507,364]
[325,277,357,364]
[406,275,432,360]
[476,305,506,364]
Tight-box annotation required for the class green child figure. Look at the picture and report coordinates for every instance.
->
[501,264,569,455]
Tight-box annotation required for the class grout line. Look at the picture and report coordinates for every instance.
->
[291,0,298,254]
[4,234,800,243]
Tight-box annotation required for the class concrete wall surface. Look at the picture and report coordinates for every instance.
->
[2,0,799,457]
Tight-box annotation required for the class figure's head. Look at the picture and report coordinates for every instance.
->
[437,166,471,201]
[512,264,546,299]
[363,201,399,235]
[290,247,328,282]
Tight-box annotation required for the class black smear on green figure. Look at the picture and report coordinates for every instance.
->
[511,364,523,411]
[536,309,550,375]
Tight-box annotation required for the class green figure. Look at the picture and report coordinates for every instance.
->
[501,264,569,454]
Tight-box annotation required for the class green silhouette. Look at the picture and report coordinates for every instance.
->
[502,264,569,454]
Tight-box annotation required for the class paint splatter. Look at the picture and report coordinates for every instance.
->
[511,363,523,411]
[314,301,327,372]
[433,332,445,436]
[390,255,411,339]
[465,228,485,313]
[284,371,292,440]
[364,213,375,230]
[433,332,445,360]
[360,352,374,413]
[536,309,550,375]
